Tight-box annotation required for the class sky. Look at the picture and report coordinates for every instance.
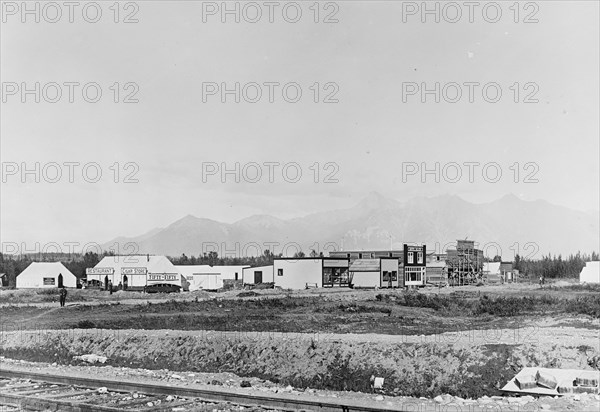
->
[1,0,599,248]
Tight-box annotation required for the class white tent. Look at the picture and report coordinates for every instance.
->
[16,262,77,288]
[579,261,600,284]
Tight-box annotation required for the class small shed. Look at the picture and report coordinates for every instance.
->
[242,265,274,284]
[16,262,77,288]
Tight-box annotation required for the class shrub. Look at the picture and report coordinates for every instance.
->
[74,320,96,329]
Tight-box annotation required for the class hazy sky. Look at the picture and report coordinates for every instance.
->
[1,0,599,247]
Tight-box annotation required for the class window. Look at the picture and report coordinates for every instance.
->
[405,267,424,283]
[392,271,397,281]
[359,253,363,259]
[43,277,55,285]
[408,252,414,264]
[277,268,283,276]
[417,252,423,264]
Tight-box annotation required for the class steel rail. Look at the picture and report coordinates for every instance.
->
[0,369,407,411]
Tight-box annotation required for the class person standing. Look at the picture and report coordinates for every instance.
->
[59,286,67,307]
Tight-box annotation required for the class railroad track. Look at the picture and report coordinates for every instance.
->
[0,369,403,412]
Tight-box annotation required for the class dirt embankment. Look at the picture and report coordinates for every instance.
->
[2,327,598,399]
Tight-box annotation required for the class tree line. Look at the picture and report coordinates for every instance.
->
[168,249,320,267]
[514,251,599,279]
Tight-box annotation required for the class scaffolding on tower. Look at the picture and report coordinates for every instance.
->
[446,239,483,286]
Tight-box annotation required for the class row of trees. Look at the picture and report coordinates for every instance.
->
[514,252,599,279]
[168,249,322,267]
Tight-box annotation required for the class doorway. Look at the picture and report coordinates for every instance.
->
[254,271,263,284]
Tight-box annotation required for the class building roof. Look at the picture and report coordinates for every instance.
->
[175,265,215,277]
[349,259,381,272]
[95,255,179,274]
[176,265,251,276]
[242,265,273,271]
[17,262,75,278]
[331,250,405,254]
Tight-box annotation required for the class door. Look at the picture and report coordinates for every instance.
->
[58,273,64,288]
[254,271,263,284]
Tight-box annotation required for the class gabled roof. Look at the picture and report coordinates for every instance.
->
[349,259,381,272]
[95,255,179,274]
[17,262,75,278]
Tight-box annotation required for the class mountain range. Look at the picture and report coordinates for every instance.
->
[101,193,599,259]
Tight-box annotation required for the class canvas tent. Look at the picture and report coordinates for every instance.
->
[579,261,600,284]
[16,262,77,288]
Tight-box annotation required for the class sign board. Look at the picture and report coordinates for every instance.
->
[86,267,114,275]
[407,246,423,252]
[323,259,349,267]
[147,273,178,282]
[122,267,147,275]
